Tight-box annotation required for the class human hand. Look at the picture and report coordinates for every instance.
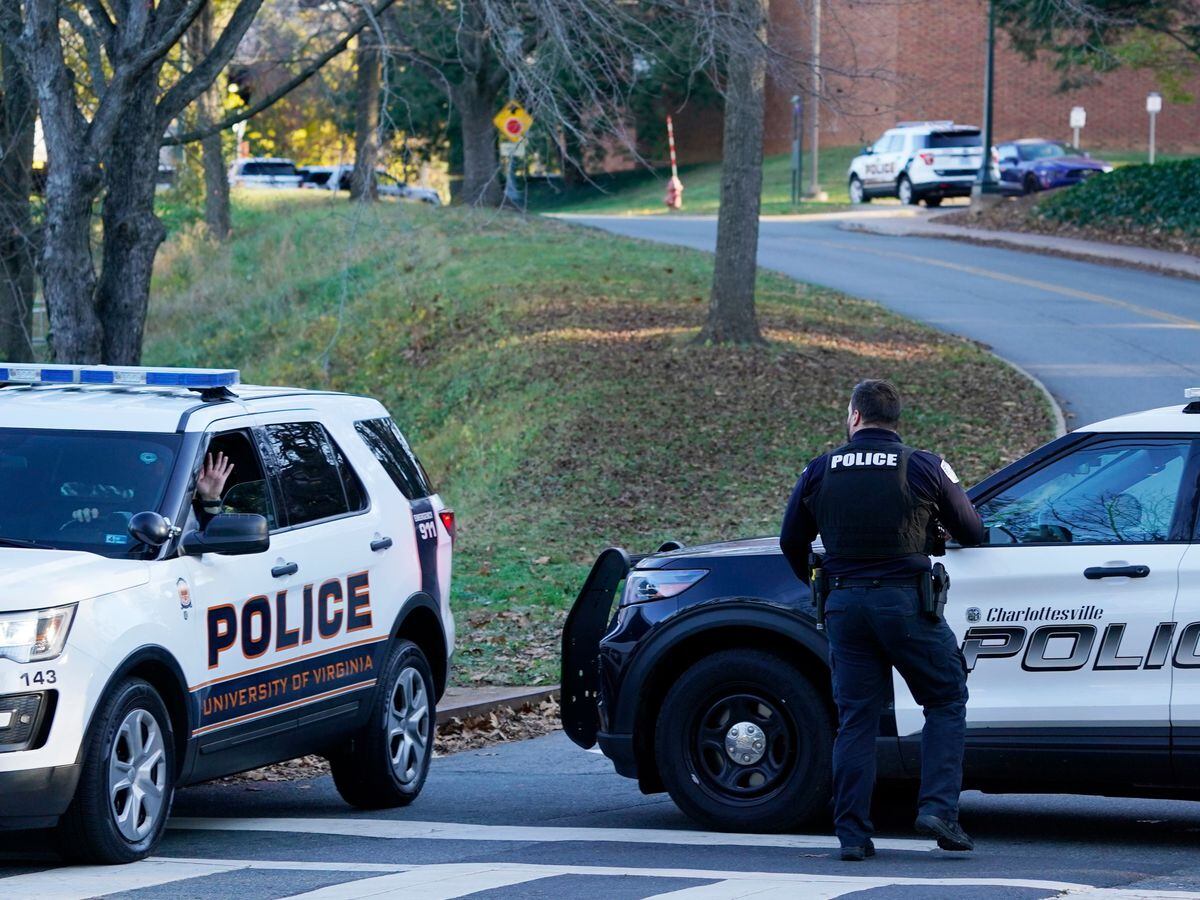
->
[197,452,234,502]
[71,507,100,523]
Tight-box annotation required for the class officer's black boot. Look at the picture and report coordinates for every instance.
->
[839,838,876,862]
[914,814,974,851]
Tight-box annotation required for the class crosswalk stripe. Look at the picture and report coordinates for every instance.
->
[280,863,556,899]
[168,816,936,852]
[0,859,238,899]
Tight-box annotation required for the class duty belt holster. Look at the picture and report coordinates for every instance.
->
[810,552,830,631]
[919,562,951,622]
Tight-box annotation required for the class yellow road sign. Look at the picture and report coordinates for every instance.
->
[494,102,533,142]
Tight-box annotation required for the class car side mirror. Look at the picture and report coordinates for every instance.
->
[861,145,873,155]
[181,513,270,556]
[128,511,172,547]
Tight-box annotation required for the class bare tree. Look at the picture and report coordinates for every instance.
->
[188,4,231,239]
[0,6,36,361]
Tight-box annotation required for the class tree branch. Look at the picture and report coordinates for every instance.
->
[164,0,402,145]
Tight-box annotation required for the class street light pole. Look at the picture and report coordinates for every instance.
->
[805,0,827,201]
[791,95,803,206]
[1146,92,1162,164]
[971,0,1001,207]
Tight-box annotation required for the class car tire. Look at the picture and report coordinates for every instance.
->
[897,175,916,205]
[1023,174,1041,195]
[654,649,833,833]
[924,197,943,207]
[848,177,868,204]
[330,639,436,809]
[57,678,176,864]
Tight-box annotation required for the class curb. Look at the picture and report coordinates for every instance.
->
[437,685,559,725]
[985,349,1068,438]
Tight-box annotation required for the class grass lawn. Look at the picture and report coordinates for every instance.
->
[146,193,1055,685]
[529,147,860,216]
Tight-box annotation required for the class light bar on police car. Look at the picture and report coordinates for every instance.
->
[0,364,240,389]
[1186,387,1200,399]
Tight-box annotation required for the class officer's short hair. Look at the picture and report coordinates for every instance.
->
[851,379,901,428]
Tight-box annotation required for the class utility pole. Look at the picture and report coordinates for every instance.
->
[791,95,803,206]
[805,0,827,200]
[971,0,1001,209]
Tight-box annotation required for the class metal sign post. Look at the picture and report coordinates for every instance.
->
[1069,106,1086,150]
[1146,92,1162,164]
[790,95,803,206]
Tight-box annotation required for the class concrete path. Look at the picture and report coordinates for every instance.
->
[558,210,1200,427]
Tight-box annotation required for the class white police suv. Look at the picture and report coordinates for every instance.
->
[848,121,985,207]
[0,365,454,863]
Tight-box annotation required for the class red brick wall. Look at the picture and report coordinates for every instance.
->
[669,0,1200,162]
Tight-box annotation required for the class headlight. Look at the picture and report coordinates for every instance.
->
[623,569,708,605]
[0,604,77,663]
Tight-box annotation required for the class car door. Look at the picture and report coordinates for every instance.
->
[862,133,899,189]
[997,144,1021,189]
[1171,516,1200,786]
[891,436,1196,785]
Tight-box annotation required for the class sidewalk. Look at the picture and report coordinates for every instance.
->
[438,684,559,724]
[841,211,1200,280]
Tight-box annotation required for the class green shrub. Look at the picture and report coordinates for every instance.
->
[1036,158,1200,236]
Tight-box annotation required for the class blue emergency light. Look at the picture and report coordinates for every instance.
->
[0,364,240,390]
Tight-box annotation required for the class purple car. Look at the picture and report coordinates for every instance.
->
[996,139,1113,195]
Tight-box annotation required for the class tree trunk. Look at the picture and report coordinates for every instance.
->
[0,23,36,361]
[699,0,768,345]
[560,124,588,189]
[40,169,103,363]
[350,29,381,202]
[193,5,230,239]
[95,75,166,365]
[453,81,503,207]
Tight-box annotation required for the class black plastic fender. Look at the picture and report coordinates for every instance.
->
[561,547,633,749]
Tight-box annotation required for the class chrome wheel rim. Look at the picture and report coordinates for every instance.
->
[898,179,912,204]
[388,666,430,784]
[849,179,863,203]
[108,708,167,842]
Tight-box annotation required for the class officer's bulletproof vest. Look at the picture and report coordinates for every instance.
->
[804,438,935,558]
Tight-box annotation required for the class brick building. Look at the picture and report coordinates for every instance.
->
[670,0,1199,164]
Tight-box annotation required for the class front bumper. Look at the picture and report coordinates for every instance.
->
[596,730,638,778]
[0,763,80,829]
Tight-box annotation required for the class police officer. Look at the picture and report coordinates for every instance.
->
[780,379,984,861]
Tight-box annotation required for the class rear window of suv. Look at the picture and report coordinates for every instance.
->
[355,418,433,500]
[922,130,981,148]
[241,162,297,177]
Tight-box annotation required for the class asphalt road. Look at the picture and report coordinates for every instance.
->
[562,211,1200,427]
[5,732,1200,898]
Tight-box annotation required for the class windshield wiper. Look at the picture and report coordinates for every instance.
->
[0,536,57,550]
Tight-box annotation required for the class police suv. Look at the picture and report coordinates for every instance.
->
[847,121,985,207]
[564,391,1200,832]
[0,366,454,863]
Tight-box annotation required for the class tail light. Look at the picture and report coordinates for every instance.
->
[438,509,455,540]
[919,152,935,165]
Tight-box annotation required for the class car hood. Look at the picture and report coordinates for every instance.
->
[0,548,149,611]
[637,536,783,568]
[1039,156,1106,170]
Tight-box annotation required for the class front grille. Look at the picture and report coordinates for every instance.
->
[1068,169,1093,179]
[0,693,43,752]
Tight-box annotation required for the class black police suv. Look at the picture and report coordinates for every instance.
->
[562,405,1200,832]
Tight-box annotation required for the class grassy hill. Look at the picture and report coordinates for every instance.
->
[146,193,1054,685]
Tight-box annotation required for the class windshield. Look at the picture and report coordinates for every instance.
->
[0,429,182,557]
[1018,142,1069,161]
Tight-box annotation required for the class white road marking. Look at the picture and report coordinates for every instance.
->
[168,815,936,852]
[5,856,1196,900]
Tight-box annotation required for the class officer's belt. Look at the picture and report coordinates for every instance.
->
[831,575,923,589]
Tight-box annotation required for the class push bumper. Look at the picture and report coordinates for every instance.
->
[0,764,80,829]
[596,730,638,779]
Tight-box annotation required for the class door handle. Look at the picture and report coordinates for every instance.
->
[271,561,299,578]
[1084,565,1150,580]
[371,537,393,552]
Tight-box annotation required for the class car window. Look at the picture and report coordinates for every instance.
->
[205,430,278,530]
[977,441,1193,545]
[1018,142,1068,161]
[260,423,364,526]
[997,144,1015,160]
[923,130,981,148]
[355,417,433,500]
[0,428,181,557]
[242,162,297,177]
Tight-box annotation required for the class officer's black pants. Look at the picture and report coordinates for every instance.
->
[825,584,968,847]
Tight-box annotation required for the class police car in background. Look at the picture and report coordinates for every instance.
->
[564,390,1200,832]
[0,366,454,863]
[848,121,985,207]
